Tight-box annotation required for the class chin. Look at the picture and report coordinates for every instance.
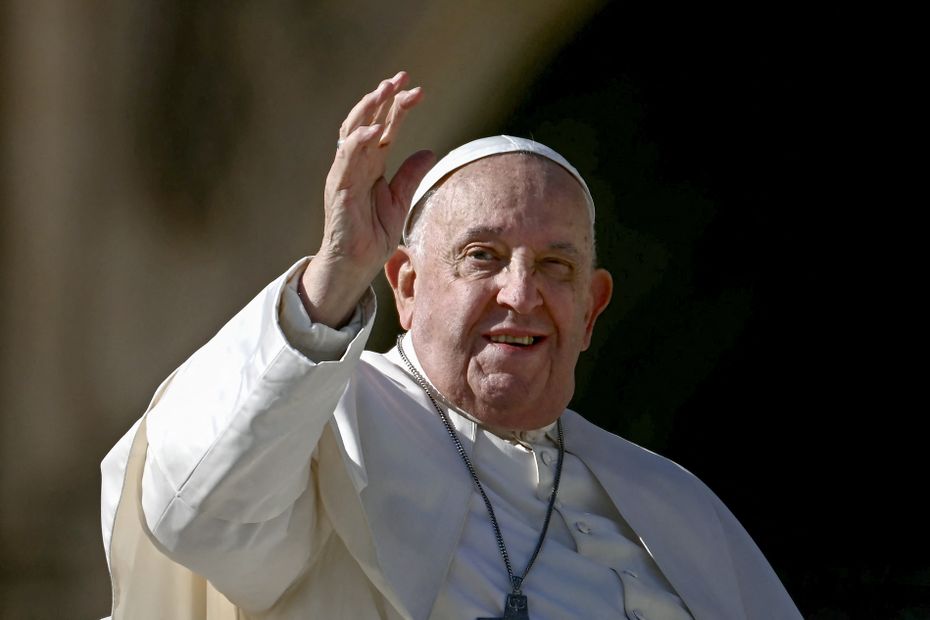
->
[471,390,561,431]
[464,370,570,429]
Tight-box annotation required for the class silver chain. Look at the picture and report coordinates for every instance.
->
[396,334,564,595]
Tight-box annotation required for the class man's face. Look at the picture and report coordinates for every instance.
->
[389,153,612,431]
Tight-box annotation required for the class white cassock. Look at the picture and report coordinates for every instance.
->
[100,258,801,620]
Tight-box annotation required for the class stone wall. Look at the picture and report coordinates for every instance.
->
[0,1,599,616]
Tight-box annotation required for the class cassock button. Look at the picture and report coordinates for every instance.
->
[541,450,554,466]
[575,520,592,534]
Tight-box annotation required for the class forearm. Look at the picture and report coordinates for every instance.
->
[299,250,381,329]
[139,258,374,609]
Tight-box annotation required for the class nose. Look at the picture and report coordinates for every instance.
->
[496,263,543,314]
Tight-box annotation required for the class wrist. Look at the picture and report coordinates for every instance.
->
[299,255,374,328]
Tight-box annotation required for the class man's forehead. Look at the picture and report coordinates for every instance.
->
[445,152,573,185]
[402,135,595,245]
[434,155,587,210]
[427,167,594,256]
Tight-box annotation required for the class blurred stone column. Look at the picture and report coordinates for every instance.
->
[1,0,134,612]
[0,0,601,616]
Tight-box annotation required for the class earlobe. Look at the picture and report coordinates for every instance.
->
[385,247,417,330]
[582,268,613,350]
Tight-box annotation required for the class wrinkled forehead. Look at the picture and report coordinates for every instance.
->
[413,154,595,254]
[402,135,595,244]
[433,153,587,209]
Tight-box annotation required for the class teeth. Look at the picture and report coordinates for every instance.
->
[490,335,535,346]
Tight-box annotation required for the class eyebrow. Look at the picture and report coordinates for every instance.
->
[455,227,583,258]
[458,226,504,242]
[547,241,583,259]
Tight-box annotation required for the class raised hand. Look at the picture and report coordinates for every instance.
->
[301,72,435,327]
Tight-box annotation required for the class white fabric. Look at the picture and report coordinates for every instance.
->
[101,257,802,619]
[398,336,692,619]
[403,135,596,243]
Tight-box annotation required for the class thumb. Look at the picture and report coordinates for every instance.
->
[389,149,437,211]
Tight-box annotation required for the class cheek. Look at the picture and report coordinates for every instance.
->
[414,284,476,340]
[441,281,494,318]
[552,294,594,346]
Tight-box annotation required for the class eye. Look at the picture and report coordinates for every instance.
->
[540,257,574,278]
[456,245,505,278]
[465,247,497,262]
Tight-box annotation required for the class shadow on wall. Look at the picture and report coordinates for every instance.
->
[0,1,601,617]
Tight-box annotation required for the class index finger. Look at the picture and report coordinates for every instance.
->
[379,86,424,147]
[339,72,409,140]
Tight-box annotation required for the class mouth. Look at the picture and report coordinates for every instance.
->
[488,334,544,348]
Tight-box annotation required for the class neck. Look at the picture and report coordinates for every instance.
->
[397,333,559,441]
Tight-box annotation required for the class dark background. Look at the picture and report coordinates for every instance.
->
[494,5,926,618]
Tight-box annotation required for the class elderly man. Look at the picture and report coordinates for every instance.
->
[100,72,800,619]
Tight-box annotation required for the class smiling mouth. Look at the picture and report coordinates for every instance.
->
[489,335,540,347]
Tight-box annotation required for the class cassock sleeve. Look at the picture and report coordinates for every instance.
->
[130,257,375,612]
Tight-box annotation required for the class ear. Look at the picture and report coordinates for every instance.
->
[385,246,417,330]
[581,268,613,351]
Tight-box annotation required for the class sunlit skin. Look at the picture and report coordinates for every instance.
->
[386,154,613,431]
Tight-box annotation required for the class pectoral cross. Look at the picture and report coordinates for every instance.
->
[477,593,529,620]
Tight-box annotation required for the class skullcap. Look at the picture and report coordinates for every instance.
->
[403,135,595,244]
